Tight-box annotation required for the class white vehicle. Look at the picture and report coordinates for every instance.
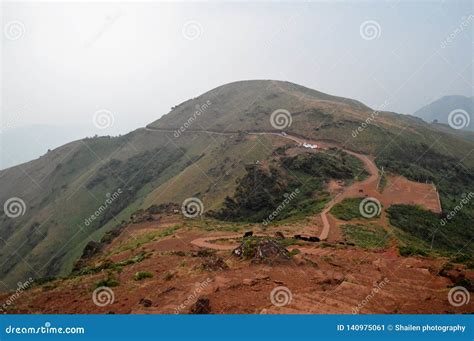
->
[302,142,318,149]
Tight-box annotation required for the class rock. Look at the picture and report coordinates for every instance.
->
[130,209,155,223]
[190,297,211,314]
[200,257,229,271]
[440,268,460,281]
[72,241,102,271]
[243,231,254,238]
[417,268,430,275]
[139,298,152,307]
[233,238,290,265]
[243,278,257,286]
[274,231,285,239]
[292,254,306,266]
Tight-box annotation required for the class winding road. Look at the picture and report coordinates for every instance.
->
[144,126,380,242]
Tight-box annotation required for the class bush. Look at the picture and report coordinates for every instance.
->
[398,246,429,257]
[133,271,153,281]
[212,150,368,223]
[387,204,473,254]
[95,276,119,288]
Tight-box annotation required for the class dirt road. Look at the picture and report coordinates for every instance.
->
[145,126,379,241]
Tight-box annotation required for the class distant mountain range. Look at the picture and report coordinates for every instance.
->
[412,95,473,131]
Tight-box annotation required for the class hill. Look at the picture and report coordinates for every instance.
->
[412,95,473,131]
[0,80,473,293]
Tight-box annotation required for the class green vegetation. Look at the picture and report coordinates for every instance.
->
[387,204,474,255]
[376,142,474,202]
[95,273,119,288]
[341,224,389,249]
[213,150,365,223]
[331,198,381,220]
[74,252,149,276]
[378,173,387,192]
[238,236,298,260]
[2,80,473,290]
[288,248,301,257]
[111,226,180,254]
[133,271,153,281]
[283,149,368,180]
[449,254,474,269]
[86,148,183,228]
[451,277,473,291]
[398,246,429,257]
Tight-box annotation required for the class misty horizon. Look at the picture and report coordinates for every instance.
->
[2,1,472,168]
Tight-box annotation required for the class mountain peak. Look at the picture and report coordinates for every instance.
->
[148,80,370,132]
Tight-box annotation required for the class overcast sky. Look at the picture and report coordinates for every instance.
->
[2,0,472,137]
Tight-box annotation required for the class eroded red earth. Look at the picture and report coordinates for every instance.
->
[0,134,469,315]
[1,214,471,315]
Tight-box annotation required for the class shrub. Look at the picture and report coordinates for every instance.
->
[398,246,429,257]
[133,271,153,281]
[95,276,119,288]
[163,272,173,281]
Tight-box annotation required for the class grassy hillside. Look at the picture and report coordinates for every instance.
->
[0,130,280,288]
[1,79,473,289]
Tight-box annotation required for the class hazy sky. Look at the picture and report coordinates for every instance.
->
[2,0,473,137]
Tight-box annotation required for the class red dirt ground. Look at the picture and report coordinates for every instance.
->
[1,216,471,315]
[0,133,465,315]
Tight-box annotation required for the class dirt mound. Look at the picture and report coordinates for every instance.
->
[233,238,290,264]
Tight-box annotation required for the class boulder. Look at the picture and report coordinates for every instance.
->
[233,238,290,264]
[190,297,211,314]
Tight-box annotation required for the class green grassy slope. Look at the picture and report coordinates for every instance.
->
[1,79,473,289]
